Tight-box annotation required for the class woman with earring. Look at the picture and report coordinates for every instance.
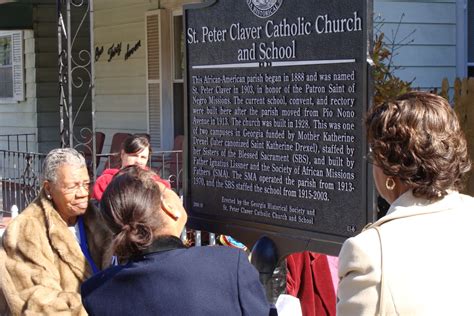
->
[0,148,110,315]
[81,166,273,316]
[92,134,170,201]
[337,92,474,315]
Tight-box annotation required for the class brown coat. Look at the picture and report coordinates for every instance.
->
[0,189,112,315]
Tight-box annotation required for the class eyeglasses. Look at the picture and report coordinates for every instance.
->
[62,182,90,194]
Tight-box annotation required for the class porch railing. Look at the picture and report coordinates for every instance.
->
[0,149,185,215]
[0,133,36,152]
[150,150,183,194]
[0,150,46,215]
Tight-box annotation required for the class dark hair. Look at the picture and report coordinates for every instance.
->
[100,166,164,261]
[366,91,471,200]
[121,134,151,155]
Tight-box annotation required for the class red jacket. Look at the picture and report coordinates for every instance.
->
[92,168,171,201]
[286,252,336,316]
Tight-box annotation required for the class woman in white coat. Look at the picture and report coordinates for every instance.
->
[337,92,474,315]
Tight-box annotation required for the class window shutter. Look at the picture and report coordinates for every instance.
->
[146,9,173,150]
[11,31,24,102]
[146,11,162,150]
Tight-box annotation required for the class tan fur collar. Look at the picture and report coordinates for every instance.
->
[38,189,92,280]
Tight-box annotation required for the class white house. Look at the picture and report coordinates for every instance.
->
[0,0,471,154]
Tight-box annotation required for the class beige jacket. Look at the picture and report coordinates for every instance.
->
[337,190,474,316]
[0,189,112,315]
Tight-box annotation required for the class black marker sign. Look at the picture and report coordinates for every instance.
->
[184,0,373,256]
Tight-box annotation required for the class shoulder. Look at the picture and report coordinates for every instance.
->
[337,228,382,315]
[187,244,243,259]
[2,201,46,249]
[458,192,474,207]
[4,201,45,235]
[81,264,123,297]
[188,246,257,275]
[103,168,120,175]
[96,169,119,182]
[174,246,260,286]
[338,228,381,274]
[168,246,247,271]
[92,169,119,199]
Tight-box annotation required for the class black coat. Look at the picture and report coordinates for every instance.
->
[81,236,272,316]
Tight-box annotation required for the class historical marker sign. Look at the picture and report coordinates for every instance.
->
[184,0,373,256]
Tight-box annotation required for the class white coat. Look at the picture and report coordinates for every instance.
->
[337,190,474,315]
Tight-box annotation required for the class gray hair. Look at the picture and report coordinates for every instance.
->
[42,148,86,183]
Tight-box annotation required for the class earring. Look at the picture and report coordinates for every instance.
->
[385,177,396,191]
[45,191,52,200]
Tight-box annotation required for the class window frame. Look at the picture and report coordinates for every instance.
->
[172,10,184,83]
[171,10,185,138]
[0,30,24,103]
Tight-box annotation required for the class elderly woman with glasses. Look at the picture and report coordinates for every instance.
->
[337,92,474,315]
[0,148,111,315]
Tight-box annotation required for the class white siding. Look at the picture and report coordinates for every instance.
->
[94,0,201,153]
[374,0,458,90]
[94,0,159,154]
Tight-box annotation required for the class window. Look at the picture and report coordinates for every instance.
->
[0,30,24,102]
[468,1,474,77]
[145,9,184,150]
